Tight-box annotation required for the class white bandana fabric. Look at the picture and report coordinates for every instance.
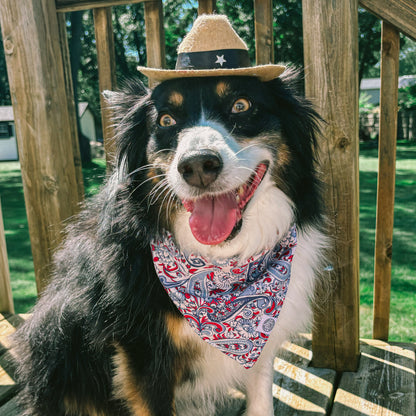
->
[151,225,297,368]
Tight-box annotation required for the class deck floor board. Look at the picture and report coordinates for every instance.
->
[0,314,414,415]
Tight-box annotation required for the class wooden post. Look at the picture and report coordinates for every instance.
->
[93,7,118,169]
[373,22,400,341]
[144,0,166,88]
[0,0,81,294]
[57,13,85,201]
[198,0,216,15]
[254,0,274,65]
[0,199,14,314]
[302,0,360,371]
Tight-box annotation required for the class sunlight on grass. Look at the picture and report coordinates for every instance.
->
[0,159,107,313]
[359,141,416,342]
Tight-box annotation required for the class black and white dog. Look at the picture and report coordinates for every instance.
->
[14,71,326,416]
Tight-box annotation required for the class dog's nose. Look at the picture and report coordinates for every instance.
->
[178,150,223,188]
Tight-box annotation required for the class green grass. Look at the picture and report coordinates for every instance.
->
[0,159,106,313]
[0,145,415,342]
[359,141,416,342]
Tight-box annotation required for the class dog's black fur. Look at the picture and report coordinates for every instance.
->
[13,73,322,415]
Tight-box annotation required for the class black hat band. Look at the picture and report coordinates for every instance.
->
[176,49,251,70]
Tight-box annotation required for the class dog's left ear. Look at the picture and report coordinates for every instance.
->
[103,79,152,179]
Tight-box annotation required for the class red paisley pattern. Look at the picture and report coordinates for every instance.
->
[151,225,297,368]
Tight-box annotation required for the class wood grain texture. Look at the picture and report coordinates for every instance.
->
[57,13,85,200]
[144,0,166,88]
[359,0,416,42]
[0,0,82,294]
[302,0,360,371]
[254,0,274,65]
[56,0,146,13]
[198,0,217,15]
[273,337,337,414]
[373,23,400,342]
[333,340,415,415]
[0,200,14,314]
[93,7,118,169]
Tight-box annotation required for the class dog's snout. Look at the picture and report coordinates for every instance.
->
[178,149,223,188]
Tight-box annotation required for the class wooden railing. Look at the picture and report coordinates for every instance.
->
[0,0,415,372]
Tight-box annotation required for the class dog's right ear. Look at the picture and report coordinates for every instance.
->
[102,79,152,179]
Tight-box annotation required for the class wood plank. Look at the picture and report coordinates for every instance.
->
[0,351,18,406]
[198,0,217,15]
[359,0,416,42]
[0,396,21,416]
[0,315,27,356]
[254,0,274,65]
[0,0,82,294]
[373,23,400,342]
[0,199,14,315]
[273,337,337,415]
[57,13,85,201]
[302,0,360,371]
[93,7,118,169]
[56,0,146,13]
[144,0,166,88]
[333,340,415,415]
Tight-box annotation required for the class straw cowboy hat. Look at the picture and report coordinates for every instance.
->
[137,14,286,83]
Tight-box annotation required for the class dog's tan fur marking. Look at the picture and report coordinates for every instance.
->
[168,91,184,107]
[63,397,106,416]
[216,81,230,97]
[113,345,153,416]
[165,313,187,350]
[165,313,201,385]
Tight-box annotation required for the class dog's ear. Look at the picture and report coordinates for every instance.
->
[265,68,324,224]
[103,79,152,179]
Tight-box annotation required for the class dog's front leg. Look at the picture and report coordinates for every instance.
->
[113,343,177,416]
[243,356,274,416]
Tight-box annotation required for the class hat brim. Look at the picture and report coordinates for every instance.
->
[137,64,286,83]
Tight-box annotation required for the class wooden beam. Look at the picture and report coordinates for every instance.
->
[198,0,216,15]
[359,0,416,42]
[0,200,14,314]
[254,0,274,65]
[373,22,400,342]
[57,13,85,200]
[93,7,117,169]
[0,0,82,294]
[144,0,165,88]
[56,0,146,13]
[302,0,360,371]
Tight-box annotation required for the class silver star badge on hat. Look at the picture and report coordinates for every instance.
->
[215,55,227,66]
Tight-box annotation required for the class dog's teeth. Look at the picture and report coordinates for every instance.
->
[238,186,244,196]
[236,194,241,203]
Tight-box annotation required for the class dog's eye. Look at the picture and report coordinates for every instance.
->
[231,98,251,114]
[159,114,176,127]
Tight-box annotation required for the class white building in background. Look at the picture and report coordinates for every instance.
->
[0,102,96,161]
[360,75,416,105]
[0,106,17,161]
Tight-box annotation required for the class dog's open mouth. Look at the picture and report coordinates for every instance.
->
[182,162,269,245]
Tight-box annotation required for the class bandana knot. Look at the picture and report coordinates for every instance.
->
[151,225,297,368]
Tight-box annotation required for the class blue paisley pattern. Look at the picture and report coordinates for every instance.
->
[151,225,297,368]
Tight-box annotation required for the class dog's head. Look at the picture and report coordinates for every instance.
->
[105,72,321,259]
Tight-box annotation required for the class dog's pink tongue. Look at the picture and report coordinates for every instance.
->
[187,193,238,245]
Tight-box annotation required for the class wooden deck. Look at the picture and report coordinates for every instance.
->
[1,313,415,416]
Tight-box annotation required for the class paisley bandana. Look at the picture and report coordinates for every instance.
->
[151,225,297,369]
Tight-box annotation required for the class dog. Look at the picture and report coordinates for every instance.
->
[13,69,327,416]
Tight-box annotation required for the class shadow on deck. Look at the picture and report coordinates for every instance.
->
[1,313,415,415]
